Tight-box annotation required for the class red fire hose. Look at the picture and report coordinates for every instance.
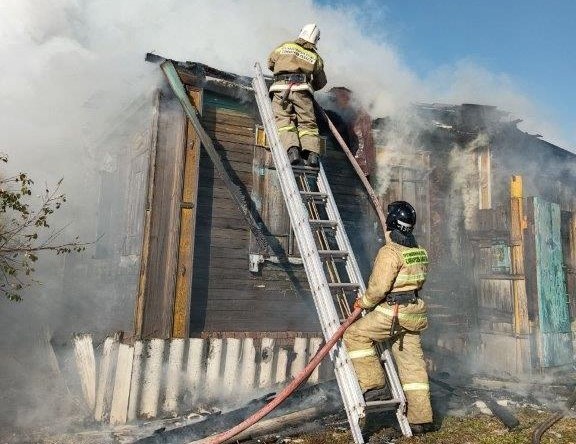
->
[316,106,387,235]
[204,307,363,444]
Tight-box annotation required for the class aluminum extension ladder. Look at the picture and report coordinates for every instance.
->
[252,63,412,441]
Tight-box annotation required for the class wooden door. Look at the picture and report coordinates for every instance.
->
[528,197,573,367]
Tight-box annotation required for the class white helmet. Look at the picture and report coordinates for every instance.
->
[298,23,320,45]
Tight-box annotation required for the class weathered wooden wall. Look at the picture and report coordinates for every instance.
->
[189,90,376,335]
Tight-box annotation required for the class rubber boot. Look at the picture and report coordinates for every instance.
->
[410,423,436,435]
[363,386,391,402]
[306,152,319,167]
[287,146,302,165]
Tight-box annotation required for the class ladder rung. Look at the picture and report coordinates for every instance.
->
[291,165,320,174]
[318,250,349,260]
[365,399,401,413]
[328,282,360,290]
[253,63,412,441]
[309,219,338,228]
[299,191,328,201]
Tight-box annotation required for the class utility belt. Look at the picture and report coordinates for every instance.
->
[274,73,308,83]
[385,290,419,305]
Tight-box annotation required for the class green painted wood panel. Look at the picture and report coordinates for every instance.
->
[533,197,573,367]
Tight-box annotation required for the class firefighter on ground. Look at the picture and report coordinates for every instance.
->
[268,23,327,167]
[343,201,434,435]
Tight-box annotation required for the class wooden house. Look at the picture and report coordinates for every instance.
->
[70,60,576,423]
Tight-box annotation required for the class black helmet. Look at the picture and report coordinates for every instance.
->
[386,201,416,233]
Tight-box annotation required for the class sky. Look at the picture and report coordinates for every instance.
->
[316,0,576,149]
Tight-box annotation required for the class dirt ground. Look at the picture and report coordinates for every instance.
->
[2,405,575,444]
[3,378,575,444]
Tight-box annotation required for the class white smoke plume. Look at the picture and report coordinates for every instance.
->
[446,133,489,261]
[0,0,571,434]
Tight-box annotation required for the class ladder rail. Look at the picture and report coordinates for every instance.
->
[252,63,366,444]
[253,61,412,441]
[318,159,412,437]
[253,65,340,340]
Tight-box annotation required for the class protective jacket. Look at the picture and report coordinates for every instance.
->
[360,232,427,307]
[268,38,327,94]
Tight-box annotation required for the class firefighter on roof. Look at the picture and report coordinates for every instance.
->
[268,23,327,167]
[343,201,434,435]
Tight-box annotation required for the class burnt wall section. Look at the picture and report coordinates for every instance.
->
[190,93,320,334]
[413,104,576,374]
[189,90,377,335]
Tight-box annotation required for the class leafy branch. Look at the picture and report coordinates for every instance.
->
[0,154,87,301]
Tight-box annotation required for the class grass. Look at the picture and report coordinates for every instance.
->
[293,408,576,444]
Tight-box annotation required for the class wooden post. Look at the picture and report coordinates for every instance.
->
[510,176,531,373]
[136,90,187,339]
[134,92,160,339]
[172,87,203,338]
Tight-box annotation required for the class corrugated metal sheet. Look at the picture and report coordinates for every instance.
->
[533,197,573,366]
[74,335,330,424]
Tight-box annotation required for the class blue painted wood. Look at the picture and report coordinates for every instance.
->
[533,197,573,367]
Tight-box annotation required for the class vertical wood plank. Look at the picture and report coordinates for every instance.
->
[127,340,144,422]
[510,176,531,373]
[258,338,275,389]
[173,87,203,338]
[134,92,160,338]
[109,343,134,425]
[94,333,120,422]
[533,197,572,366]
[478,147,491,209]
[73,334,96,411]
[140,92,187,339]
[163,339,185,416]
[140,339,165,418]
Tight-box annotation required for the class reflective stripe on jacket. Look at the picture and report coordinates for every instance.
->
[360,231,428,309]
[268,40,327,94]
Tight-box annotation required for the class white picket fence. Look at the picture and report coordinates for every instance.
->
[73,334,329,425]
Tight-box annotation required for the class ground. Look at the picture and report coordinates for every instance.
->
[283,408,576,444]
[2,379,575,443]
[6,405,573,444]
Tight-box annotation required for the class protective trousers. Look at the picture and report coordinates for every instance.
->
[271,90,322,155]
[343,299,433,424]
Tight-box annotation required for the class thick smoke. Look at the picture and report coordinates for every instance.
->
[0,0,571,435]
[446,133,488,260]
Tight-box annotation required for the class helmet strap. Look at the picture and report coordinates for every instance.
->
[390,229,417,248]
